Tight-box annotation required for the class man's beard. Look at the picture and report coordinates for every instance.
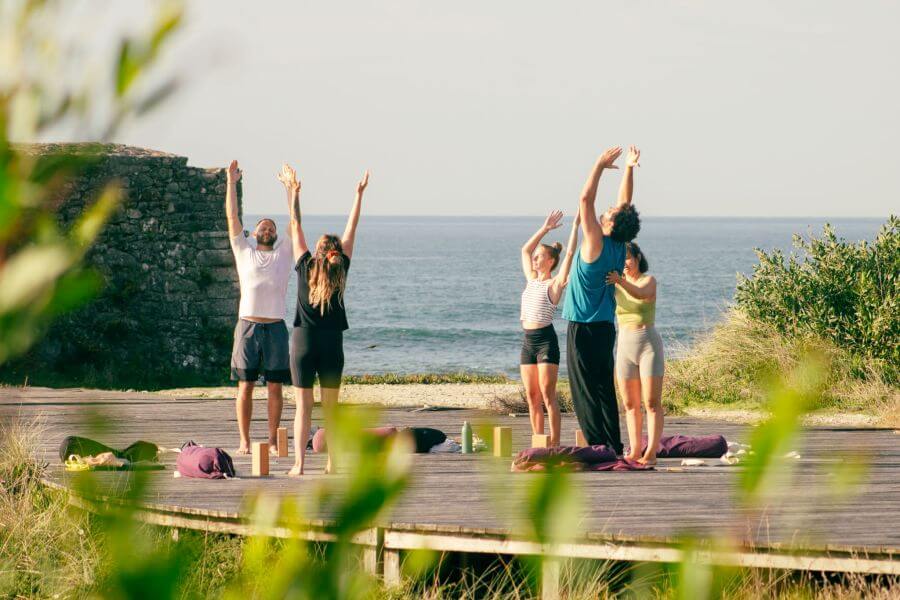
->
[256,233,277,246]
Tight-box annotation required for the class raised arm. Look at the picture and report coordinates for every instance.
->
[579,146,622,258]
[277,164,307,260]
[341,170,368,260]
[521,211,563,280]
[606,271,657,300]
[616,145,640,207]
[225,160,243,238]
[550,211,580,302]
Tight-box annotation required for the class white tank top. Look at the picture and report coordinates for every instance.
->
[520,278,557,326]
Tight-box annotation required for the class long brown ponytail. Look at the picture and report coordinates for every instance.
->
[308,234,347,315]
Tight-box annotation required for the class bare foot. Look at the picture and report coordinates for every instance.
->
[236,446,250,455]
[638,455,657,466]
[287,464,303,477]
[624,452,640,462]
[268,444,279,457]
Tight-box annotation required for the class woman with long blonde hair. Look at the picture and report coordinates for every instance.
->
[277,164,369,476]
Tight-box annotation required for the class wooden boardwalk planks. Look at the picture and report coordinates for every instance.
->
[2,385,899,558]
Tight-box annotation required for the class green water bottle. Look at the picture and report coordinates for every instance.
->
[461,421,473,454]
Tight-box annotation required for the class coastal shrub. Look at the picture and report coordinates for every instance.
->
[734,216,899,384]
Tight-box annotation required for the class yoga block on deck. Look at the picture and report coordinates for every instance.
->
[532,434,551,448]
[494,427,512,457]
[277,428,288,458]
[252,442,269,476]
[575,430,587,447]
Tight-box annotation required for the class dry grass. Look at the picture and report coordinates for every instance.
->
[490,384,574,415]
[666,311,899,425]
[375,560,898,600]
[377,557,628,600]
[0,416,103,597]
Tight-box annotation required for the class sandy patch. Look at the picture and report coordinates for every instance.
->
[682,406,883,428]
[155,384,891,428]
[156,383,881,427]
[157,383,523,411]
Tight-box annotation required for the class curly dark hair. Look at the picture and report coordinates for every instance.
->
[610,205,641,243]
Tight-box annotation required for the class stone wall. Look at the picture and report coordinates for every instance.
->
[13,144,241,388]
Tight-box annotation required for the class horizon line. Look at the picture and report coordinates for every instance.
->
[242,213,892,220]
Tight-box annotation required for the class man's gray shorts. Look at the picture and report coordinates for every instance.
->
[230,319,291,384]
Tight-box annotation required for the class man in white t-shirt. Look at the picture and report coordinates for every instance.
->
[225,160,294,455]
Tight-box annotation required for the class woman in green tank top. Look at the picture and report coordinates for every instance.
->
[606,242,665,465]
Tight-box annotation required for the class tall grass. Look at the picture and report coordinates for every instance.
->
[0,418,103,597]
[666,217,899,424]
[666,311,899,423]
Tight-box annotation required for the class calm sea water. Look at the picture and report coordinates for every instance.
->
[246,215,883,377]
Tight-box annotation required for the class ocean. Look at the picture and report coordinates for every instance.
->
[245,215,884,377]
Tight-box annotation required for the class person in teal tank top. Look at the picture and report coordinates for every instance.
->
[562,233,626,323]
[565,145,642,455]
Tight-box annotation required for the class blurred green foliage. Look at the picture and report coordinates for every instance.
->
[0,2,888,598]
[0,0,183,366]
[738,354,828,505]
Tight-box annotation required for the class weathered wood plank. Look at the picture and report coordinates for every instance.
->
[2,386,899,559]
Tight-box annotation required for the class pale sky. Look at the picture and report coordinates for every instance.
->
[47,1,900,217]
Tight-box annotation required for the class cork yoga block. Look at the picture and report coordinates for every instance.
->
[277,428,288,458]
[531,434,551,448]
[252,442,270,476]
[575,430,587,447]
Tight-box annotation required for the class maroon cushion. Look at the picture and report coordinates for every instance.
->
[640,434,728,458]
[176,442,235,479]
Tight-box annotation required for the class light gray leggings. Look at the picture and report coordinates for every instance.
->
[616,326,665,379]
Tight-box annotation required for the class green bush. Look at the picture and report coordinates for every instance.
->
[734,216,899,384]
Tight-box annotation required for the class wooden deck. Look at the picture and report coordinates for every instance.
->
[3,386,898,576]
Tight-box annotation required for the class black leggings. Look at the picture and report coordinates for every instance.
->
[290,327,344,388]
[566,321,623,454]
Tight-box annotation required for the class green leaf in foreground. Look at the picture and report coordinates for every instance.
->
[738,354,828,504]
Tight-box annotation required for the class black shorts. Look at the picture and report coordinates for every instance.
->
[290,327,344,388]
[520,324,561,365]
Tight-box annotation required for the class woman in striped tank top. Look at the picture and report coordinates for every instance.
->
[519,210,580,447]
